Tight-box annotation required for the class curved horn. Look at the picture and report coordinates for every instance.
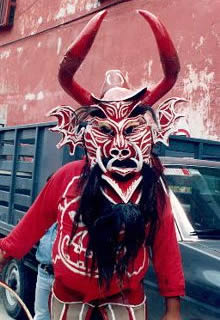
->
[58,10,107,106]
[138,10,180,106]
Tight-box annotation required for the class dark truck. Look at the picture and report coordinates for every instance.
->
[0,122,220,320]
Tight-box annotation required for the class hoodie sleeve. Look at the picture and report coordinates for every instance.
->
[0,171,61,259]
[152,195,185,297]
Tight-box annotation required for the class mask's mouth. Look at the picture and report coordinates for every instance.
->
[96,143,143,177]
[107,159,137,176]
[110,159,136,168]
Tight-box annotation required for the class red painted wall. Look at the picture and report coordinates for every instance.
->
[0,0,219,140]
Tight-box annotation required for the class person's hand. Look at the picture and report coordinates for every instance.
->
[161,297,182,320]
[0,249,8,273]
[161,312,182,320]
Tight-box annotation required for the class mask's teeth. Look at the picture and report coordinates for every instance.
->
[96,147,107,173]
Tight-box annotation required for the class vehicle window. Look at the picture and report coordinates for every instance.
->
[164,166,220,231]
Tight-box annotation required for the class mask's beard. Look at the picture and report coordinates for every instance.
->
[73,157,165,288]
[88,201,145,287]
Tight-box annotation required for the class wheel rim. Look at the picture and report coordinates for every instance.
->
[5,262,21,307]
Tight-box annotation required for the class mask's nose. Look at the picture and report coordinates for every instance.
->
[110,148,130,159]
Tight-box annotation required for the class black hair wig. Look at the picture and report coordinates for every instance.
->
[70,155,167,288]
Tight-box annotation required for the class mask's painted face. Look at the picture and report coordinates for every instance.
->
[84,101,155,174]
[84,101,154,203]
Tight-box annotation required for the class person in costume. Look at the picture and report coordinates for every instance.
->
[0,10,188,320]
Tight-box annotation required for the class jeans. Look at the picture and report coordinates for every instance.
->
[34,265,54,320]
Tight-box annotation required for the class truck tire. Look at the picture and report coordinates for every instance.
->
[1,259,35,320]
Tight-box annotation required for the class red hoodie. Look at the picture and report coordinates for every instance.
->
[0,159,185,305]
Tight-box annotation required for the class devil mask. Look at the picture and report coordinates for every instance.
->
[49,10,190,204]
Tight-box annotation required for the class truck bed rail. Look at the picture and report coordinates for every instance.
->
[0,122,76,234]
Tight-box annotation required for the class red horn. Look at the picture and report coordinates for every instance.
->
[58,10,107,106]
[138,10,180,106]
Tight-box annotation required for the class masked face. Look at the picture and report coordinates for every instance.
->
[84,101,157,171]
[49,93,189,204]
[82,101,158,204]
[50,8,190,204]
[49,94,189,204]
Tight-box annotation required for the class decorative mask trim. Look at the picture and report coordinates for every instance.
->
[48,97,190,157]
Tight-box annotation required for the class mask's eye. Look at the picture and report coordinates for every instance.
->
[90,109,106,119]
[98,123,114,136]
[124,120,140,135]
[124,125,136,135]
